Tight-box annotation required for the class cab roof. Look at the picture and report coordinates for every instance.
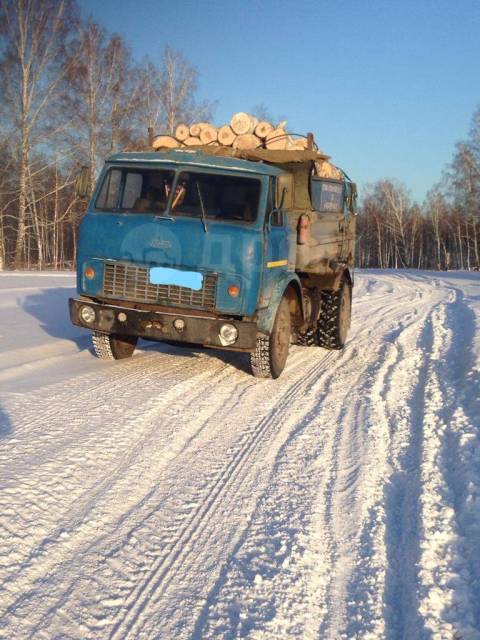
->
[106,150,285,177]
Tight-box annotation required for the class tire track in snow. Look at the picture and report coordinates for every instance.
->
[2,346,334,638]
[0,356,236,606]
[195,274,441,639]
[415,287,480,638]
[196,347,370,639]
[318,314,431,639]
[107,351,338,640]
[329,276,445,639]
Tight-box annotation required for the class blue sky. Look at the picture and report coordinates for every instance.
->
[79,0,480,202]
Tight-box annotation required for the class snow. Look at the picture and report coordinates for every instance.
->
[1,269,480,639]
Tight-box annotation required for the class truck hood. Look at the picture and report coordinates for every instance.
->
[77,212,263,316]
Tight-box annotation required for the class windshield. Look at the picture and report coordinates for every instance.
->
[95,168,175,213]
[171,172,260,222]
[95,167,261,223]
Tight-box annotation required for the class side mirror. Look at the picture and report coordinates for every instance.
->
[75,166,91,198]
[276,173,293,209]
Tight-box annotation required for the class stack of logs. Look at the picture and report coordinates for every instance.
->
[151,112,342,179]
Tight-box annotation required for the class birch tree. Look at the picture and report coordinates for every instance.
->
[138,46,214,134]
[0,0,76,267]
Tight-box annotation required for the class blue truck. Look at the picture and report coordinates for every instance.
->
[69,143,357,378]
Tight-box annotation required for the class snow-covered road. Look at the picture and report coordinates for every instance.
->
[1,270,479,640]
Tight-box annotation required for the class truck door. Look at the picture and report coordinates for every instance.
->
[263,177,289,304]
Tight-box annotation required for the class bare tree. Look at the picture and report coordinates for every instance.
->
[0,0,76,267]
[0,4,217,270]
[138,46,214,134]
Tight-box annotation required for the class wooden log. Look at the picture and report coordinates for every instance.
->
[332,167,342,180]
[184,136,202,146]
[230,112,257,135]
[189,121,209,137]
[254,121,274,139]
[175,124,190,141]
[315,160,342,179]
[199,124,218,145]
[291,137,308,150]
[218,125,236,146]
[152,135,180,150]
[265,127,288,150]
[315,160,330,177]
[189,124,201,137]
[233,134,262,150]
[286,134,296,149]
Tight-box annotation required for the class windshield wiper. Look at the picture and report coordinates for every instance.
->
[196,180,208,233]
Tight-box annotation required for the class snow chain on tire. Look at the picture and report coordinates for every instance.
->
[316,283,351,350]
[296,327,319,347]
[249,336,272,378]
[250,296,291,379]
[92,332,116,360]
[92,332,138,360]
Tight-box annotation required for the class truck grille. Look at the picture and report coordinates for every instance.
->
[102,262,217,309]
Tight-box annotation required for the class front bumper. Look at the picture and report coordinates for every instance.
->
[69,298,258,351]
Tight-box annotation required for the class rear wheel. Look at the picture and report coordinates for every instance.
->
[316,280,352,350]
[250,297,291,379]
[92,332,138,360]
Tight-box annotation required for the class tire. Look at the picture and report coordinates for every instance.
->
[92,332,138,360]
[250,296,291,379]
[316,280,352,350]
[296,326,319,347]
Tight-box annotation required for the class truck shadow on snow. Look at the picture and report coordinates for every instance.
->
[21,287,96,352]
[0,405,12,439]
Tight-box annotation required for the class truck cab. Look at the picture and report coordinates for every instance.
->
[69,149,356,378]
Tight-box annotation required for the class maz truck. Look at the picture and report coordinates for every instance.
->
[69,143,357,378]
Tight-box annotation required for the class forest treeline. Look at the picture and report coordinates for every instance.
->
[0,0,213,269]
[357,117,480,270]
[0,0,479,271]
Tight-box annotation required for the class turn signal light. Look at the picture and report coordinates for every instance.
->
[227,284,240,298]
[84,266,95,280]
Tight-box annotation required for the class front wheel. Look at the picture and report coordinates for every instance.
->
[250,297,291,379]
[92,332,138,360]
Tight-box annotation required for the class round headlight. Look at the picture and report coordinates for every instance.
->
[80,305,95,324]
[219,323,238,346]
[173,318,185,331]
